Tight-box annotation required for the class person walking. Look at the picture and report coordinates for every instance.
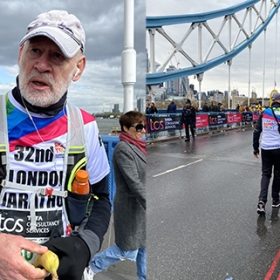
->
[86,111,147,280]
[253,93,280,215]
[180,100,196,141]
[0,10,111,280]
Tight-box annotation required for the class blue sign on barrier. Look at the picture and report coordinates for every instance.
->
[101,135,119,203]
[208,112,227,126]
[146,113,181,133]
[242,111,253,122]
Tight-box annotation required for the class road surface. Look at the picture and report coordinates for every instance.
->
[147,129,280,280]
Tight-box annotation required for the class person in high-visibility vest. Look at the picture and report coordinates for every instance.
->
[0,10,111,280]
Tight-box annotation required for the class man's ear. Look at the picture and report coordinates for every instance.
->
[72,57,86,81]
[18,45,24,64]
[74,69,80,78]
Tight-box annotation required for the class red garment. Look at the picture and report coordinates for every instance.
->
[119,132,147,155]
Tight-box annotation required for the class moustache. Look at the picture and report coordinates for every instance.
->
[27,72,54,88]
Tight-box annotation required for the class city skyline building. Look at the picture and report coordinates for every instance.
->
[112,104,120,113]
[165,65,190,96]
[137,97,145,112]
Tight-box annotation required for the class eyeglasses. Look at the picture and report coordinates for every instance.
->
[131,123,146,132]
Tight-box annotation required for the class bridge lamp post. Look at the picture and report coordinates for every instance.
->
[227,60,232,109]
[122,0,136,113]
[248,44,252,107]
[197,73,203,110]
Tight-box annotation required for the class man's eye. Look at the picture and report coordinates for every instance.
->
[31,48,40,55]
[52,52,64,62]
[54,52,63,59]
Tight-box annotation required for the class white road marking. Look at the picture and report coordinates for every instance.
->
[152,159,203,178]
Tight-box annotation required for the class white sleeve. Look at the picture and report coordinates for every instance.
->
[84,120,110,184]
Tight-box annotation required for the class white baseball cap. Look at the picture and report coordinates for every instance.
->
[272,93,280,102]
[19,10,86,58]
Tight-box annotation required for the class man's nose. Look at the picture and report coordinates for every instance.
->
[34,53,52,72]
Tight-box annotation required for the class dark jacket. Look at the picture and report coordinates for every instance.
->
[149,106,158,114]
[180,105,196,125]
[167,102,177,113]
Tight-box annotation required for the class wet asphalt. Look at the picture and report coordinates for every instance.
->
[94,129,280,280]
[147,129,280,280]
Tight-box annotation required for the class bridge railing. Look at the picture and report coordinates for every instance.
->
[145,111,260,141]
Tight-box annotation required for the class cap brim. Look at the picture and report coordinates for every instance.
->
[19,26,81,58]
[272,94,280,102]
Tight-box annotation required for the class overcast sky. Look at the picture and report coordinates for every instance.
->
[147,0,280,99]
[0,0,145,113]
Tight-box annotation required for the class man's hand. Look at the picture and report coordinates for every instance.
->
[0,233,48,280]
[253,149,259,158]
[44,236,90,280]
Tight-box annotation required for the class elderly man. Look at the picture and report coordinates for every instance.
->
[0,10,111,280]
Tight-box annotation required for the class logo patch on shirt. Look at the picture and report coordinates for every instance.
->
[54,142,65,153]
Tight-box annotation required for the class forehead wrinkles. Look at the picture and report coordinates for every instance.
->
[20,38,83,73]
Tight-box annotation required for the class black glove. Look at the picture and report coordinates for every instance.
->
[44,236,90,280]
[253,149,259,156]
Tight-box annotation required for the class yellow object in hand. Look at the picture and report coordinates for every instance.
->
[34,250,59,280]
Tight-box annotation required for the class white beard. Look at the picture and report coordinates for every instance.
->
[18,70,71,107]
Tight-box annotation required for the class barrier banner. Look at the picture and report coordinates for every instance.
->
[242,112,253,122]
[196,113,209,128]
[227,112,242,124]
[208,112,227,126]
[146,111,256,133]
[146,114,181,133]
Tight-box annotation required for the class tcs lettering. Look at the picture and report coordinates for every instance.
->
[149,120,164,131]
[0,214,24,233]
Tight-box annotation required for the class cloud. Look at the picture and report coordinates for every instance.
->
[68,51,147,113]
[0,0,145,113]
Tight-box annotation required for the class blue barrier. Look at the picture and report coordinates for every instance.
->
[101,135,119,202]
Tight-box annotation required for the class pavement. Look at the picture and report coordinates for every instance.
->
[93,217,137,280]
